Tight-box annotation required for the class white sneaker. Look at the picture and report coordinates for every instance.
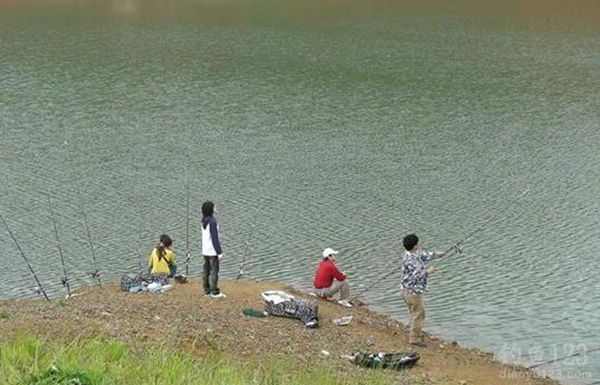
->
[305,320,318,328]
[209,293,226,299]
[337,300,353,308]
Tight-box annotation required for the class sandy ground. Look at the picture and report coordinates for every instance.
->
[0,279,559,385]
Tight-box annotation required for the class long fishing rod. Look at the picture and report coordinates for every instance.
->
[136,234,148,274]
[236,240,248,280]
[350,189,531,301]
[0,214,50,301]
[528,345,600,369]
[350,228,478,301]
[349,232,471,301]
[350,219,490,301]
[81,208,101,286]
[583,381,600,385]
[47,195,71,298]
[184,161,191,276]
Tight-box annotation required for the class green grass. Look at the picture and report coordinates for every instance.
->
[0,336,406,385]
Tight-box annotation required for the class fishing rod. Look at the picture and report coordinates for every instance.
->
[348,233,469,301]
[47,195,71,298]
[0,213,50,301]
[136,234,149,274]
[348,248,452,303]
[236,240,249,280]
[81,208,101,286]
[73,183,102,286]
[350,189,531,301]
[184,160,191,276]
[237,222,256,280]
[350,224,490,302]
[528,345,600,369]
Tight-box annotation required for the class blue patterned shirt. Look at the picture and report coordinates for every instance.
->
[401,249,438,295]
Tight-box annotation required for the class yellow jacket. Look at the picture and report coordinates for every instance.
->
[148,248,175,274]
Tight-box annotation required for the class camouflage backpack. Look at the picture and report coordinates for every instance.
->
[353,352,420,370]
[264,298,319,328]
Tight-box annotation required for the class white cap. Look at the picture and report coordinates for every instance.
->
[322,247,338,259]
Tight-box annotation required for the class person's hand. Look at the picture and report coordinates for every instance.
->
[218,254,223,261]
[426,266,438,274]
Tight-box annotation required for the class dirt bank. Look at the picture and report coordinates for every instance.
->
[0,279,558,385]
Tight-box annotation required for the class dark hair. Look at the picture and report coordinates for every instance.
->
[201,201,215,230]
[156,234,173,262]
[202,201,214,218]
[403,234,419,251]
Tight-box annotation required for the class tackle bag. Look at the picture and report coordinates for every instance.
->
[352,352,420,370]
[262,290,319,328]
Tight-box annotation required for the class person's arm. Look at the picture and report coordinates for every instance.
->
[423,249,446,262]
[433,250,449,259]
[431,242,463,260]
[422,250,442,273]
[148,249,154,273]
[167,250,177,276]
[331,263,347,281]
[209,219,223,256]
[421,249,435,263]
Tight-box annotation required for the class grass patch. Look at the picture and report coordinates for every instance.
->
[28,365,94,385]
[0,311,9,320]
[0,336,407,385]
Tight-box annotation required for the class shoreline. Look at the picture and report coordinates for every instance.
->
[0,279,560,385]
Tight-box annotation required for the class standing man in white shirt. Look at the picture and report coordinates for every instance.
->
[201,201,225,298]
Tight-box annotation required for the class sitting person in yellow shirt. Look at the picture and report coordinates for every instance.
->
[148,234,176,277]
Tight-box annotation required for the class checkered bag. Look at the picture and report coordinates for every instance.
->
[353,352,420,370]
[264,298,319,328]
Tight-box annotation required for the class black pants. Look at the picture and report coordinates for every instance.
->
[202,255,220,295]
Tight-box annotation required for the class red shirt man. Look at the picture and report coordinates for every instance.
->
[312,248,352,307]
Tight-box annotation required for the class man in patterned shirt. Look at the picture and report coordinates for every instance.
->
[401,233,449,347]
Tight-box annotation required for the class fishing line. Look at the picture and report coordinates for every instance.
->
[81,207,101,286]
[350,189,530,301]
[237,239,249,280]
[47,194,71,298]
[528,346,600,369]
[0,213,50,301]
[185,158,191,276]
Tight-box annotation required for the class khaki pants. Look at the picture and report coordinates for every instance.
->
[319,280,350,300]
[403,293,425,344]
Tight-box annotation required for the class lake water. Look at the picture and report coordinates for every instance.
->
[1,1,599,383]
